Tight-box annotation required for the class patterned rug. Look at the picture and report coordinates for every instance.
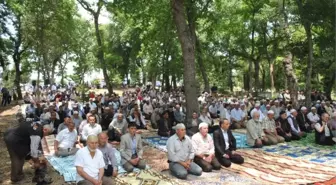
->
[261,144,336,165]
[143,132,249,152]
[290,133,336,150]
[116,170,184,185]
[225,149,336,185]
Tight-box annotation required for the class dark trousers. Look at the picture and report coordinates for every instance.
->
[276,128,292,142]
[318,136,335,146]
[4,129,30,182]
[107,127,121,142]
[2,94,10,106]
[217,153,244,167]
[104,165,114,177]
[194,156,221,172]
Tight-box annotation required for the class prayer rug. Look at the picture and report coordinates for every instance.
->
[225,149,336,185]
[290,133,336,150]
[41,135,146,182]
[116,170,184,185]
[261,144,336,166]
[143,132,249,152]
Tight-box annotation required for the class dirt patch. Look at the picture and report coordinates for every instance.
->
[0,104,69,185]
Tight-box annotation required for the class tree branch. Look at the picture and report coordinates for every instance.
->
[77,0,96,15]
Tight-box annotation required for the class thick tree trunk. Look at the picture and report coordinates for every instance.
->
[304,25,313,107]
[93,15,113,94]
[228,59,233,92]
[172,0,199,121]
[195,39,210,93]
[270,63,275,97]
[254,60,260,94]
[283,52,298,108]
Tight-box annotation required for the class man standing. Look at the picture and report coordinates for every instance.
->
[75,135,114,185]
[262,110,285,145]
[213,119,244,167]
[166,123,202,179]
[54,121,78,157]
[191,123,221,172]
[4,120,53,184]
[98,133,118,177]
[120,123,146,172]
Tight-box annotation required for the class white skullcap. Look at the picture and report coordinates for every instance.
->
[234,102,239,105]
[290,109,297,114]
[199,122,209,129]
[266,104,271,107]
[311,107,316,110]
[255,103,260,107]
[300,106,307,111]
[267,110,274,114]
[73,111,79,114]
[317,100,321,103]
[321,101,326,104]
[73,105,78,108]
[274,100,279,103]
[175,123,186,130]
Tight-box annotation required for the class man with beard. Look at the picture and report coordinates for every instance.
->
[75,135,114,185]
[296,107,312,132]
[98,133,118,177]
[108,114,128,143]
[100,107,114,130]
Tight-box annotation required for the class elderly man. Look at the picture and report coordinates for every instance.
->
[250,103,265,121]
[191,123,221,172]
[107,113,128,143]
[288,109,307,140]
[98,133,118,177]
[186,112,202,136]
[54,121,78,157]
[75,135,114,185]
[315,113,336,145]
[271,100,282,119]
[174,104,185,123]
[167,123,202,179]
[246,111,271,147]
[297,107,312,132]
[276,110,292,142]
[57,116,71,134]
[120,123,146,172]
[230,102,245,129]
[4,120,53,184]
[307,107,320,126]
[81,115,102,145]
[262,110,285,145]
[158,110,175,137]
[72,111,83,130]
[214,119,244,167]
[330,112,336,137]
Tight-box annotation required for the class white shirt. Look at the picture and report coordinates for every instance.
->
[250,108,265,121]
[74,147,105,183]
[231,108,243,121]
[315,122,331,136]
[208,105,217,115]
[222,129,230,150]
[218,104,231,122]
[45,112,60,120]
[143,103,153,114]
[307,112,320,123]
[81,123,102,141]
[191,132,215,155]
[56,128,78,149]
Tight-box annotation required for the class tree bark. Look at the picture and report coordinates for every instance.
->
[253,60,260,94]
[195,39,210,92]
[283,52,298,108]
[228,58,233,92]
[172,0,199,121]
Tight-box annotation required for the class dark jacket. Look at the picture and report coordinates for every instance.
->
[315,121,333,144]
[277,117,291,134]
[157,118,174,137]
[297,112,310,132]
[213,128,236,158]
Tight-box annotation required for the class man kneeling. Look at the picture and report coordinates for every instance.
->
[75,135,114,185]
[54,121,79,157]
[191,122,221,172]
[120,123,146,172]
[167,123,202,179]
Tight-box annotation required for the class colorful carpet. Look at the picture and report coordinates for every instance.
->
[116,170,183,185]
[143,132,249,152]
[225,149,336,185]
[261,144,336,165]
[290,133,336,150]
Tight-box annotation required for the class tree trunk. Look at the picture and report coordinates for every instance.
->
[254,60,260,94]
[228,59,233,92]
[172,73,177,89]
[304,25,313,107]
[283,52,298,108]
[270,63,275,97]
[172,0,199,120]
[93,15,113,94]
[195,39,210,92]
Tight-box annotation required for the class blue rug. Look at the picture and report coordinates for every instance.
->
[143,133,249,152]
[261,144,336,165]
[46,150,145,182]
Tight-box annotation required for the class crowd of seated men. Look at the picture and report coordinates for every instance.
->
[21,87,336,184]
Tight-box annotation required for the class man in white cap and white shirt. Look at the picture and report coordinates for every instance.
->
[166,123,202,179]
[250,103,265,121]
[307,107,320,125]
[287,109,307,140]
[262,110,285,145]
[191,122,221,172]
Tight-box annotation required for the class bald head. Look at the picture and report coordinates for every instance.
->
[98,132,108,146]
[87,135,99,152]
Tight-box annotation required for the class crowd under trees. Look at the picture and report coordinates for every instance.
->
[0,0,335,117]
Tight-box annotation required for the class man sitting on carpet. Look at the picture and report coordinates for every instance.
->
[166,123,202,179]
[157,110,175,137]
[246,111,271,147]
[80,115,102,145]
[107,113,128,143]
[191,122,221,172]
[315,113,336,146]
[57,116,71,134]
[98,133,118,177]
[75,135,114,185]
[54,121,79,157]
[288,109,307,140]
[276,110,292,142]
[262,110,285,145]
[213,119,244,167]
[186,111,202,136]
[120,123,146,172]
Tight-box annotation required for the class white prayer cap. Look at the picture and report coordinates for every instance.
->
[267,110,274,114]
[175,123,186,130]
[290,109,297,114]
[311,107,317,110]
[317,100,321,103]
[240,104,245,107]
[73,111,79,114]
[199,122,209,129]
[234,102,239,105]
[108,102,113,105]
[321,101,326,104]
[300,106,307,111]
[266,104,271,107]
[73,105,78,108]
[274,100,279,103]
[255,103,260,107]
